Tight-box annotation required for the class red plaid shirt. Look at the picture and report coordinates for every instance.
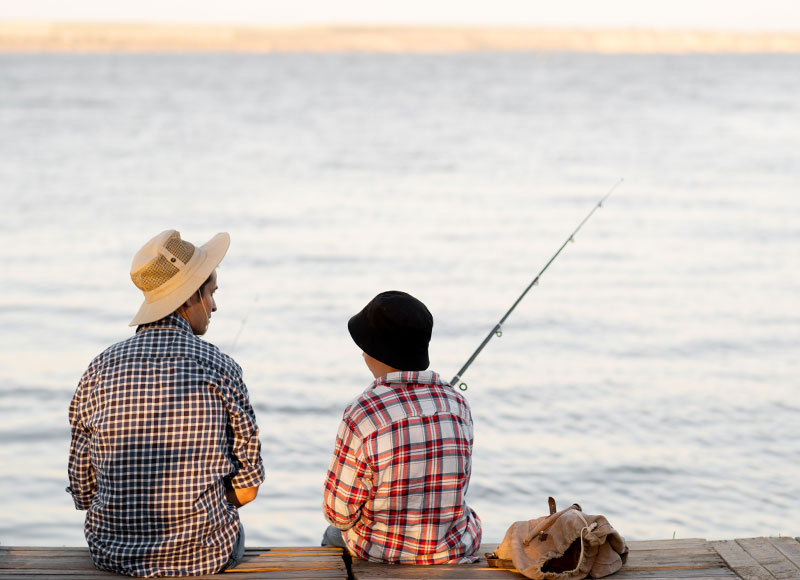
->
[323,371,481,564]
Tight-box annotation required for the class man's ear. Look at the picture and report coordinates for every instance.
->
[179,294,196,311]
[183,290,202,307]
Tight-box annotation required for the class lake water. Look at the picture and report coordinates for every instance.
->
[0,52,798,547]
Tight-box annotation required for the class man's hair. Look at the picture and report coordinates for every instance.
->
[198,274,214,295]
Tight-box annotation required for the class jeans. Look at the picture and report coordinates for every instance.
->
[222,524,246,571]
[321,525,348,548]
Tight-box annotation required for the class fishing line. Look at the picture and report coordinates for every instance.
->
[229,293,260,353]
[450,179,622,391]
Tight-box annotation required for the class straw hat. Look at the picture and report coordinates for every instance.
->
[129,230,230,326]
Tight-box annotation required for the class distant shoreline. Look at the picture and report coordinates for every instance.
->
[2,22,800,53]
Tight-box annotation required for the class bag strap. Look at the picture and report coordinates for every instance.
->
[568,511,599,575]
[522,501,583,546]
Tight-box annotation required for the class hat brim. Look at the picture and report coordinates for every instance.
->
[129,232,230,326]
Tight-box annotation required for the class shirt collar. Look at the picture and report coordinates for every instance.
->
[368,370,444,390]
[136,312,194,335]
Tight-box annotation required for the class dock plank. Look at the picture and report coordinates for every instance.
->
[0,546,350,579]
[769,538,800,571]
[736,538,800,580]
[2,538,797,580]
[710,539,776,580]
[629,539,713,549]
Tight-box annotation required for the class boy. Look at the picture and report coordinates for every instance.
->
[322,290,481,563]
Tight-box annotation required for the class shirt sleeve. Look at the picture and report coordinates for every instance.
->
[66,372,96,510]
[322,417,372,530]
[223,365,265,490]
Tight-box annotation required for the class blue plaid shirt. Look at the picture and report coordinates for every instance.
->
[67,313,265,577]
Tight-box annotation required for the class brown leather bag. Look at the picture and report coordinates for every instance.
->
[487,498,628,580]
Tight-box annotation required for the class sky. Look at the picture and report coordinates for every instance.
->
[1,0,800,31]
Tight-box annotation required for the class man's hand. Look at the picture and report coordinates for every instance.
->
[225,484,259,507]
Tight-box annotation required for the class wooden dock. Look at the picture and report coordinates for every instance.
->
[1,537,799,579]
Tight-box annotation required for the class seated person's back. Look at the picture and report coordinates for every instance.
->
[323,290,482,563]
[68,230,264,576]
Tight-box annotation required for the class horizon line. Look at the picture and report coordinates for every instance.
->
[3,21,800,53]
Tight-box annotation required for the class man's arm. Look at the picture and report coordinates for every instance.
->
[222,366,266,501]
[67,375,96,509]
[226,483,259,507]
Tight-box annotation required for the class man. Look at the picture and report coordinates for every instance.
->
[68,230,264,577]
[322,290,482,564]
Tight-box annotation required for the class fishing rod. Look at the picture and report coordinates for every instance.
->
[450,179,622,391]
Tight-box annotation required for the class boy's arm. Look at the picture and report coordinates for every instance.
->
[323,419,371,530]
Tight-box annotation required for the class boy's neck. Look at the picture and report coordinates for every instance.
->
[364,353,401,378]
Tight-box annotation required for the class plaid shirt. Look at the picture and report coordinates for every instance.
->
[323,371,482,564]
[67,314,265,577]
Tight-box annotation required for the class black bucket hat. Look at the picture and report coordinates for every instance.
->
[347,290,433,371]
